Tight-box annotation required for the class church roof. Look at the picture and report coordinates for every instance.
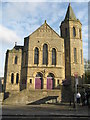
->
[65,3,77,21]
[29,20,63,39]
[14,45,23,50]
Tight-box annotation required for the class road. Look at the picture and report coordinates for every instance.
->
[1,104,90,120]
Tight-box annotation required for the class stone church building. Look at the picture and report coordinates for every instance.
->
[4,3,84,104]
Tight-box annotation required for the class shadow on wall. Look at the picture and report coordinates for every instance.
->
[27,96,58,105]
[4,92,9,100]
[61,75,85,103]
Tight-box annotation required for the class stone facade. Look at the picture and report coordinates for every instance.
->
[4,3,84,103]
[4,46,23,94]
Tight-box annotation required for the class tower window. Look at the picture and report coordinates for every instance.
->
[15,56,18,64]
[43,44,48,65]
[79,29,81,39]
[11,73,14,84]
[65,28,67,37]
[73,27,76,37]
[16,73,19,84]
[30,79,32,84]
[34,47,39,65]
[81,49,82,64]
[57,80,59,84]
[52,48,56,65]
[74,48,77,63]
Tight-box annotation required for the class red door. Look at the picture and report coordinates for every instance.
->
[47,77,53,89]
[35,78,41,89]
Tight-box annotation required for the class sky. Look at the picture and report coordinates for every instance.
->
[0,0,89,77]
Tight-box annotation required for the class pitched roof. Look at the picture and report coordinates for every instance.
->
[14,45,23,50]
[29,20,62,39]
[65,3,77,21]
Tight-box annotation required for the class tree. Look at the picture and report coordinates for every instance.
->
[85,59,90,84]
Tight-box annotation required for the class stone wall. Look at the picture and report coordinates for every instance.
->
[3,89,61,105]
[4,46,23,93]
[60,19,84,80]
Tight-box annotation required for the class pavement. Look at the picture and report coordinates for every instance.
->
[0,103,90,120]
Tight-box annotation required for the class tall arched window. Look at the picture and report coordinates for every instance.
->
[11,73,14,84]
[73,27,76,37]
[74,48,77,63]
[16,73,19,84]
[43,44,48,65]
[79,29,81,39]
[34,47,39,65]
[15,56,18,64]
[52,48,56,65]
[81,49,82,64]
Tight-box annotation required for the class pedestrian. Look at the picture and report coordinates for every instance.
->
[84,92,87,105]
[81,92,85,106]
[76,92,81,104]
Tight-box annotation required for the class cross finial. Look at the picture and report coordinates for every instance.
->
[45,20,46,24]
[15,42,17,46]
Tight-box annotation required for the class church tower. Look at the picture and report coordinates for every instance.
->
[60,3,84,82]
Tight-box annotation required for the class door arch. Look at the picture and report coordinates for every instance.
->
[47,73,55,89]
[35,72,43,89]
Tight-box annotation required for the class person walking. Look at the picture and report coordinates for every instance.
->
[76,92,81,104]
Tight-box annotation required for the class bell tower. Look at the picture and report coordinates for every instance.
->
[60,3,84,82]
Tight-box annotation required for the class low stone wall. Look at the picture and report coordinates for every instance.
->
[0,93,4,105]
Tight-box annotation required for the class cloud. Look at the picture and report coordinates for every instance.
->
[1,0,90,2]
[0,25,22,44]
[76,9,88,21]
[2,2,66,37]
[82,25,88,47]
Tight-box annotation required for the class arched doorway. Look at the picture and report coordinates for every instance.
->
[47,73,55,89]
[35,72,43,89]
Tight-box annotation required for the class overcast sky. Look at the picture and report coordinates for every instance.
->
[0,0,89,76]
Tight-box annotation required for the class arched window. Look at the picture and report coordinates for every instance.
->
[16,73,19,84]
[52,48,56,65]
[11,73,14,84]
[15,56,18,64]
[81,49,82,64]
[34,47,39,65]
[73,27,76,37]
[43,44,48,65]
[79,29,81,39]
[74,48,77,63]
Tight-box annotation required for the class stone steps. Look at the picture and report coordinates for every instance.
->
[3,89,61,105]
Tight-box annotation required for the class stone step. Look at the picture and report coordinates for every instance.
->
[3,89,61,105]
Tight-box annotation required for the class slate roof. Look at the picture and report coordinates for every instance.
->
[14,45,23,50]
[65,3,77,21]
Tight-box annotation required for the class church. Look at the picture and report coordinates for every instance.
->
[3,3,84,104]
